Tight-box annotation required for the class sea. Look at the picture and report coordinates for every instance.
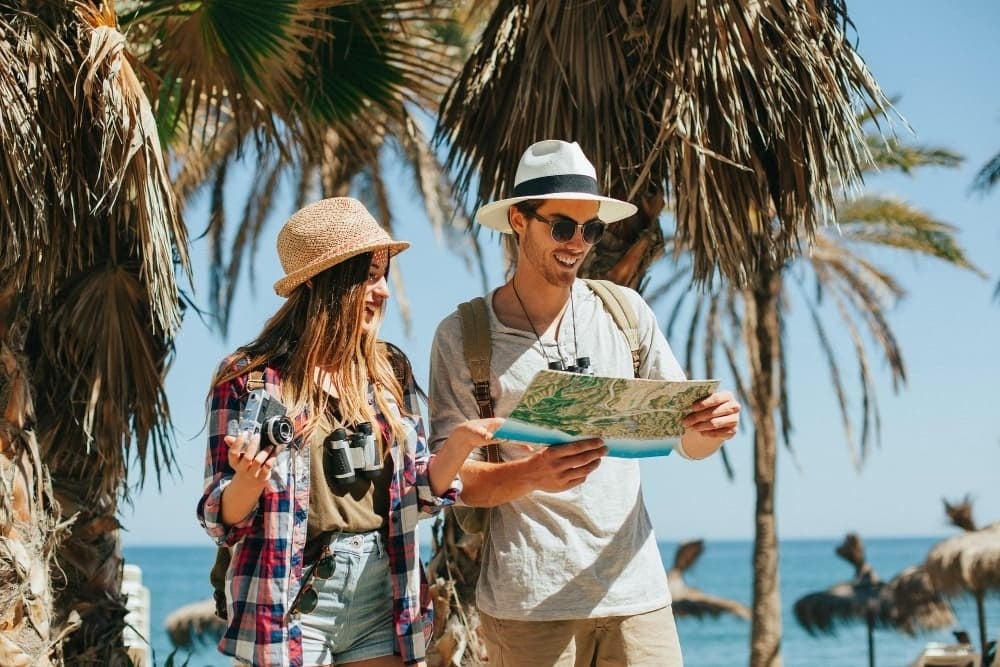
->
[123,536,999,667]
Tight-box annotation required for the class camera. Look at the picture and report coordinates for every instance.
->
[237,389,294,450]
[324,422,382,486]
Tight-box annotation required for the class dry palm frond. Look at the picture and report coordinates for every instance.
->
[436,0,892,286]
[885,566,956,636]
[925,521,1000,598]
[666,540,750,621]
[164,598,225,649]
[944,496,977,532]
[924,521,1000,657]
[835,533,870,576]
[672,539,704,572]
[794,533,953,667]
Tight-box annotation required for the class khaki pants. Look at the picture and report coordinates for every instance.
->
[480,605,683,667]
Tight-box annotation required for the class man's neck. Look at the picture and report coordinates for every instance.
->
[493,272,575,336]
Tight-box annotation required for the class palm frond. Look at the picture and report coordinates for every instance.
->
[835,197,986,274]
[436,0,892,286]
[35,265,176,498]
[972,149,1000,193]
[863,135,963,175]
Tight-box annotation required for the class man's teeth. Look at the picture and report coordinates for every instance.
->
[555,254,577,266]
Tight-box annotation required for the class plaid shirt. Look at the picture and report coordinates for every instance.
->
[198,354,458,666]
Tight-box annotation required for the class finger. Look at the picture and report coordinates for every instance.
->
[684,402,739,428]
[689,391,733,411]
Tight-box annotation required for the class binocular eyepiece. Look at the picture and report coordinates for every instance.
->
[324,422,382,486]
[548,356,593,375]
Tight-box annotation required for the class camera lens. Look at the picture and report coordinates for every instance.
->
[265,415,294,446]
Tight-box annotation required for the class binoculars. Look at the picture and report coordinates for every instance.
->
[548,356,593,375]
[323,423,382,485]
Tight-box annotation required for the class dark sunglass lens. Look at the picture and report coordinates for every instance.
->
[297,585,318,614]
[550,218,577,243]
[314,555,335,580]
[581,221,604,244]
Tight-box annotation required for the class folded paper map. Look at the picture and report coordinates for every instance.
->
[492,369,719,458]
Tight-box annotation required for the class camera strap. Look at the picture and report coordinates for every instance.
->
[247,370,265,392]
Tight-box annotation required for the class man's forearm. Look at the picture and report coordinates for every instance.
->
[457,458,536,507]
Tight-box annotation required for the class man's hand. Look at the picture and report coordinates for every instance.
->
[523,438,608,494]
[683,390,740,439]
[678,390,741,459]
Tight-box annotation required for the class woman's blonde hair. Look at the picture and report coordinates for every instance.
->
[214,251,405,450]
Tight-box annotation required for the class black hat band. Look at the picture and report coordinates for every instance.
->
[512,174,601,198]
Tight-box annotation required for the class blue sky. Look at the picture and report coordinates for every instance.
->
[121,1,1000,546]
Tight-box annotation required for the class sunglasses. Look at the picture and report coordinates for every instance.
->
[529,210,606,245]
[291,550,335,615]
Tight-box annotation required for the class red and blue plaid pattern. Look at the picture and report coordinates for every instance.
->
[198,354,457,666]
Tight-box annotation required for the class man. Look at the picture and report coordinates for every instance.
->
[428,140,740,666]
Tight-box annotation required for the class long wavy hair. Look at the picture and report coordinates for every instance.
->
[214,251,405,450]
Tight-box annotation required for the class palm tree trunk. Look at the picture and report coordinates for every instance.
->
[0,289,60,666]
[745,264,784,667]
[45,478,131,666]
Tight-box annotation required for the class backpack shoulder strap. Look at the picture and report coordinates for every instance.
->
[378,340,412,388]
[583,278,641,378]
[457,297,501,462]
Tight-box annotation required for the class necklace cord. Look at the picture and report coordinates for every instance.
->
[510,281,579,369]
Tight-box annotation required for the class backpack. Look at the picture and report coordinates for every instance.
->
[451,278,641,534]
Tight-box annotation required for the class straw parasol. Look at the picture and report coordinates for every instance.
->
[925,520,1000,658]
[164,597,225,649]
[667,540,750,620]
[794,533,956,667]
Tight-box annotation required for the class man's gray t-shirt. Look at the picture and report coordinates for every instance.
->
[428,280,688,621]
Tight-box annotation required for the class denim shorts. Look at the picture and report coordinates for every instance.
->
[299,530,395,666]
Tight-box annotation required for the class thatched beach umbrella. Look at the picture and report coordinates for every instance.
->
[667,540,750,620]
[794,534,955,667]
[925,520,1000,658]
[164,597,224,650]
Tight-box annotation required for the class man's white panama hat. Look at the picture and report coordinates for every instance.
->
[475,139,638,233]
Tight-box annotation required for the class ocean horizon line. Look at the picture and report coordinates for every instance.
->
[123,532,958,549]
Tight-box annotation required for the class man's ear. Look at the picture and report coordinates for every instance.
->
[508,207,525,242]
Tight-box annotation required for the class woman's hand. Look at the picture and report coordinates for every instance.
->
[427,417,505,497]
[219,427,282,526]
[448,417,506,455]
[225,428,279,484]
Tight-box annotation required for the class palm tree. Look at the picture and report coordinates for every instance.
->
[971,144,999,299]
[1,3,187,663]
[2,0,465,662]
[649,124,980,666]
[433,2,894,665]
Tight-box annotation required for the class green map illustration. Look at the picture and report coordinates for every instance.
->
[506,370,719,439]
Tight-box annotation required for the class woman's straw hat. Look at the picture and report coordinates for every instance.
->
[475,140,637,233]
[273,197,409,297]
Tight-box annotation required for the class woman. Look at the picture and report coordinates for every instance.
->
[198,197,500,667]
